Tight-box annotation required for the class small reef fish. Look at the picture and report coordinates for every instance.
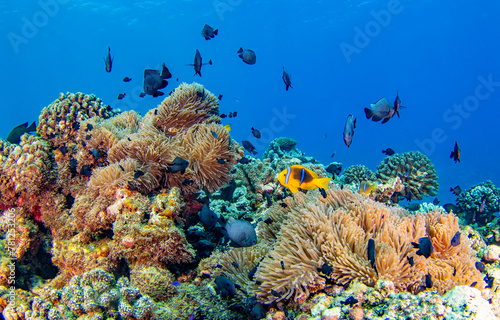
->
[277,165,331,194]
[211,130,217,138]
[220,113,227,118]
[279,202,287,208]
[242,140,257,155]
[326,163,342,177]
[117,93,126,99]
[450,231,461,247]
[475,261,486,273]
[425,273,433,288]
[143,63,172,97]
[237,47,256,65]
[217,159,225,164]
[218,94,223,100]
[343,114,356,147]
[263,190,272,207]
[238,157,250,164]
[172,281,181,286]
[412,237,434,258]
[224,124,231,132]
[331,151,336,158]
[364,97,397,123]
[319,188,327,198]
[188,49,212,77]
[123,77,132,82]
[342,297,358,306]
[367,238,376,271]
[443,203,459,213]
[282,66,293,91]
[358,181,376,196]
[181,179,194,185]
[393,90,403,118]
[104,46,113,72]
[232,261,239,269]
[221,217,257,247]
[201,24,218,40]
[215,276,236,298]
[166,157,189,174]
[6,121,36,144]
[433,198,440,205]
[405,203,421,211]
[199,204,218,230]
[479,197,487,213]
[134,170,145,179]
[407,256,414,267]
[450,141,461,163]
[251,127,261,139]
[450,185,462,196]
[167,128,180,133]
[382,148,395,156]
[316,263,333,276]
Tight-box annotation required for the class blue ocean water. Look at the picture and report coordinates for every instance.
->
[1,0,499,206]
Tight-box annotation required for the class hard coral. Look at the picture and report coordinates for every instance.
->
[376,151,439,200]
[342,165,377,185]
[457,180,500,224]
[37,92,114,148]
[252,188,484,304]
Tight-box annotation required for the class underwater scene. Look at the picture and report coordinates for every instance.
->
[2,0,500,319]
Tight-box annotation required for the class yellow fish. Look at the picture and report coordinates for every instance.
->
[358,181,377,196]
[277,165,331,193]
[224,124,231,132]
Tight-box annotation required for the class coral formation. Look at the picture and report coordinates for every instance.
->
[376,151,439,200]
[457,180,500,224]
[342,165,377,185]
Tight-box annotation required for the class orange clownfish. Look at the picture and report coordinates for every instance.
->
[278,165,331,193]
[358,181,377,196]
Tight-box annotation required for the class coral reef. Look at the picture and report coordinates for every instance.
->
[457,180,500,224]
[376,151,439,201]
[342,165,377,185]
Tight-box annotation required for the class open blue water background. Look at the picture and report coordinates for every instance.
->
[1,0,499,206]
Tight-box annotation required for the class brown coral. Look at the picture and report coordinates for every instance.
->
[253,188,484,304]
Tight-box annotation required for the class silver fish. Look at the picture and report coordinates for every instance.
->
[364,97,396,123]
[343,114,356,147]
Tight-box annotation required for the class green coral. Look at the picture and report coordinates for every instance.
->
[342,165,377,185]
[376,151,439,201]
[456,181,500,225]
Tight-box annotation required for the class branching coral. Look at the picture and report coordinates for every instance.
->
[342,165,377,185]
[252,188,484,304]
[376,151,439,200]
[457,181,500,224]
